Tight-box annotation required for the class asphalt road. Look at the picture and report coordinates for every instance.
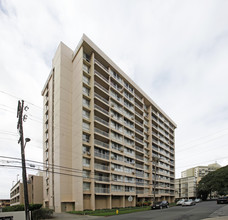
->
[95,201,227,220]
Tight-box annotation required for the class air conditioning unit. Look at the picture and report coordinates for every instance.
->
[131,116,134,120]
[111,114,114,117]
[111,156,115,160]
[132,134,134,138]
[111,167,115,170]
[132,171,135,174]
[87,152,91,156]
[120,148,124,152]
[111,104,114,107]
[131,161,135,165]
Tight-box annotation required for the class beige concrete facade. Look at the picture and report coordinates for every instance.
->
[181,163,221,183]
[42,34,176,212]
[175,176,196,199]
[10,175,43,206]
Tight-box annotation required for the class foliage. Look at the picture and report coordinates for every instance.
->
[32,208,53,220]
[3,204,24,212]
[69,206,151,216]
[2,204,43,212]
[197,165,228,200]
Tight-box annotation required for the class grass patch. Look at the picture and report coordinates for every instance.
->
[68,206,151,216]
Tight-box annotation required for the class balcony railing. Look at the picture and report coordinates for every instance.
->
[94,93,109,104]
[135,128,143,135]
[95,175,110,182]
[94,70,109,83]
[94,82,109,94]
[94,59,109,72]
[136,154,144,161]
[94,104,109,115]
[135,137,143,144]
[95,163,109,171]
[95,187,110,193]
[94,116,109,126]
[94,139,109,149]
[94,127,109,137]
[94,151,109,160]
[135,146,144,152]
[136,164,143,169]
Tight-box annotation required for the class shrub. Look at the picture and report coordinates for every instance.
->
[32,208,53,220]
[3,205,24,212]
[136,202,142,207]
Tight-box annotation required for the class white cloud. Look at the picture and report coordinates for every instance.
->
[0,0,228,198]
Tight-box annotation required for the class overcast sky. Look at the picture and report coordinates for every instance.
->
[0,0,228,199]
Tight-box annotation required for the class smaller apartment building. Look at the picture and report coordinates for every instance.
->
[175,176,196,199]
[10,175,43,206]
[175,163,221,200]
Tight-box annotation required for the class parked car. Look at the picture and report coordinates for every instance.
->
[217,196,228,204]
[194,198,201,203]
[182,199,196,206]
[151,201,169,209]
[176,199,185,206]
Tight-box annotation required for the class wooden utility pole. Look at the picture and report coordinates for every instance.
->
[17,100,30,220]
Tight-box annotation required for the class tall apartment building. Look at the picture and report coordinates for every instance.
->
[42,34,176,212]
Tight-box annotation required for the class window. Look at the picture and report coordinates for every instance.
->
[112,174,123,182]
[111,153,123,161]
[82,133,90,143]
[111,142,122,151]
[82,109,90,119]
[111,131,123,142]
[124,157,134,164]
[83,145,90,154]
[83,170,90,178]
[111,163,123,172]
[125,186,135,192]
[83,75,90,85]
[83,98,90,108]
[124,167,134,174]
[111,185,123,192]
[125,176,134,183]
[111,120,122,131]
[83,182,90,191]
[83,64,89,74]
[82,121,90,131]
[83,158,90,167]
[83,86,90,96]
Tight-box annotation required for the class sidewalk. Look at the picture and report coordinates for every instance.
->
[203,204,228,220]
[52,212,101,220]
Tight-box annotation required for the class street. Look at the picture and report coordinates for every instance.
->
[95,201,228,220]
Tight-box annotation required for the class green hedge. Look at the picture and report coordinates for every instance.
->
[2,204,42,212]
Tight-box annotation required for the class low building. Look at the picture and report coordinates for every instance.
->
[10,175,43,206]
[175,176,196,199]
[0,199,10,208]
[175,163,221,200]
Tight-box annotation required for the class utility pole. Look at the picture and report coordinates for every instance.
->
[17,100,30,220]
[152,156,160,205]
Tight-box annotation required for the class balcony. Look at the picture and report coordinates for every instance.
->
[94,127,109,137]
[94,151,109,160]
[94,139,109,149]
[94,70,109,83]
[95,163,109,171]
[136,154,144,161]
[135,146,144,153]
[94,82,109,94]
[135,137,143,144]
[94,58,109,72]
[94,116,109,126]
[136,164,144,169]
[135,128,143,136]
[95,187,110,193]
[95,175,110,182]
[94,104,109,115]
[94,93,109,105]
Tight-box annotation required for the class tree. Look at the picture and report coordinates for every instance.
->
[197,165,228,200]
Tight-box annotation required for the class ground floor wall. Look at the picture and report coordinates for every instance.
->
[50,194,175,212]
